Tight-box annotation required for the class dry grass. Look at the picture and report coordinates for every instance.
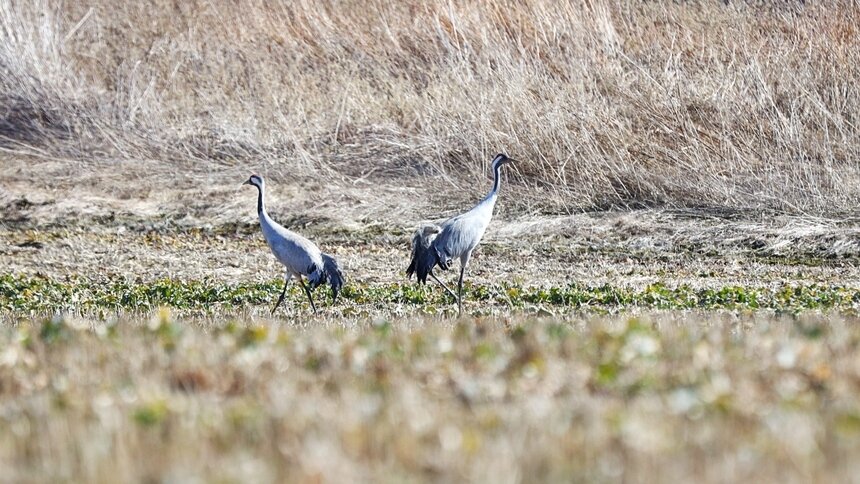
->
[3,311,860,483]
[1,1,859,214]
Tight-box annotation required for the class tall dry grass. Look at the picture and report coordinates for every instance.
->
[1,1,859,214]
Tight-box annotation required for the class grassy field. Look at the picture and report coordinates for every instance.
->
[3,310,860,483]
[3,1,860,483]
[1,220,859,481]
[3,222,860,483]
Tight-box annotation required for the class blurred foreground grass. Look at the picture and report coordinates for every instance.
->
[2,310,860,482]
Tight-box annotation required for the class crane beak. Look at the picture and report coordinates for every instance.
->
[242,180,251,186]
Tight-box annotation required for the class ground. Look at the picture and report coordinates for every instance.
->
[3,153,860,483]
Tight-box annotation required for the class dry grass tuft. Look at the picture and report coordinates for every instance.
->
[0,1,859,214]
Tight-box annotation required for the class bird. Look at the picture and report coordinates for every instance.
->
[243,174,343,314]
[407,153,516,314]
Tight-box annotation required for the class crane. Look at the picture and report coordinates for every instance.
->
[407,153,516,314]
[243,174,343,314]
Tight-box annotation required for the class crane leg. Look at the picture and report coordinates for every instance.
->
[429,270,458,301]
[457,263,466,315]
[272,277,291,315]
[299,278,318,314]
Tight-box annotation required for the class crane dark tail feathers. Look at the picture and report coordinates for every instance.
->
[407,224,444,284]
[307,254,344,303]
[321,253,344,303]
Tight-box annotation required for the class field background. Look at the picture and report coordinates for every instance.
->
[2,1,860,482]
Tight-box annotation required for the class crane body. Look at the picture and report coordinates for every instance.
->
[244,175,343,314]
[407,153,515,314]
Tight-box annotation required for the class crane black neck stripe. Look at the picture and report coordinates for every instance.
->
[256,184,264,214]
[491,159,502,194]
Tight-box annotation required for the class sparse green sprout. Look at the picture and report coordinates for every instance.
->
[39,315,71,344]
[148,307,181,351]
[596,361,619,386]
[304,352,325,372]
[836,413,860,435]
[17,326,33,350]
[227,401,264,436]
[509,325,528,342]
[474,342,497,361]
[372,318,393,338]
[275,329,292,346]
[238,325,269,348]
[224,320,239,335]
[133,400,169,427]
[545,322,569,341]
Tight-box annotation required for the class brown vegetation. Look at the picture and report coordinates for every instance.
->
[1,1,859,215]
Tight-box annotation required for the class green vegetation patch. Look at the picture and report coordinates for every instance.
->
[2,274,859,314]
[0,274,278,313]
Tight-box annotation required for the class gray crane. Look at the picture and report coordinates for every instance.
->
[243,174,343,314]
[407,153,516,314]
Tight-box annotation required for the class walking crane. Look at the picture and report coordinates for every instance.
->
[407,153,516,314]
[244,175,343,314]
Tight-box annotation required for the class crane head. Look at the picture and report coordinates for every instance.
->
[243,174,263,188]
[492,153,517,167]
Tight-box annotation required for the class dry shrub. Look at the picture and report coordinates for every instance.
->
[0,1,858,214]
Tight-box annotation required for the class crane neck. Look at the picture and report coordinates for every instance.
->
[486,161,503,199]
[255,183,265,215]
